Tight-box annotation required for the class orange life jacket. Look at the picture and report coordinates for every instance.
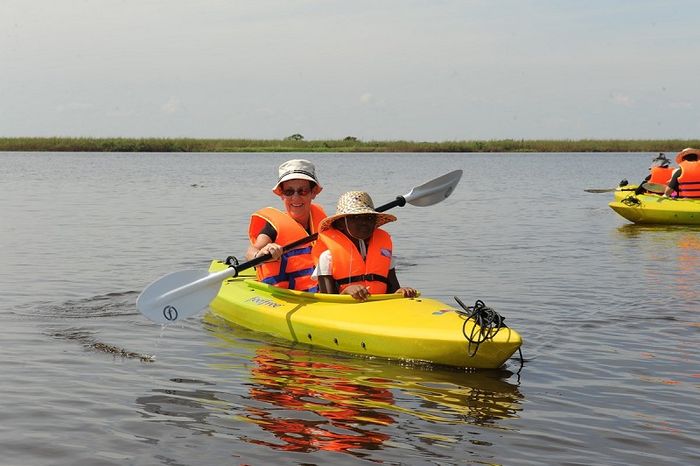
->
[677,162,700,198]
[648,166,675,185]
[248,204,327,291]
[315,228,393,294]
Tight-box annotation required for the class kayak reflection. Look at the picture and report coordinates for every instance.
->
[616,225,700,301]
[244,347,394,453]
[205,315,523,455]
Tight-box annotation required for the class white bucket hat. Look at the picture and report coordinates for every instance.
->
[272,159,322,194]
[319,191,396,232]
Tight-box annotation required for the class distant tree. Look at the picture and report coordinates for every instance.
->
[285,133,304,141]
[343,136,359,142]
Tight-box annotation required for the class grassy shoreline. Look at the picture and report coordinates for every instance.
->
[1,137,698,153]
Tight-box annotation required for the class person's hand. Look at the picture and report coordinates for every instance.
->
[256,243,283,261]
[343,285,371,302]
[396,287,418,298]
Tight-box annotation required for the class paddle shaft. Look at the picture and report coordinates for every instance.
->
[137,170,462,323]
[585,183,665,194]
[375,196,407,212]
[585,187,637,193]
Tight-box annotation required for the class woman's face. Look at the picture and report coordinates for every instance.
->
[279,179,317,224]
[337,214,377,240]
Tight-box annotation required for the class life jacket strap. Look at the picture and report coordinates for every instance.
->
[261,266,317,291]
[336,273,389,286]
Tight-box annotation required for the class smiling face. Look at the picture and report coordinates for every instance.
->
[279,179,318,226]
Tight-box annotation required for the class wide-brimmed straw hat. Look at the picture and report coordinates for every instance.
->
[319,191,396,232]
[272,159,322,194]
[675,147,700,165]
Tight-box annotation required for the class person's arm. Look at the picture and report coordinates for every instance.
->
[245,221,283,261]
[315,250,339,293]
[664,168,681,197]
[316,251,371,300]
[245,234,283,261]
[386,269,417,298]
[635,174,652,195]
[318,273,371,300]
[317,275,338,294]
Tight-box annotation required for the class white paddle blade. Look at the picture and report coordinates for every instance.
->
[136,269,230,324]
[403,169,463,207]
[642,182,666,194]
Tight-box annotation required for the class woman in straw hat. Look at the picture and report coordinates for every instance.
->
[246,159,327,292]
[312,191,417,302]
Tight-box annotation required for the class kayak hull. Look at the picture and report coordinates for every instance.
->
[208,260,522,369]
[609,186,700,225]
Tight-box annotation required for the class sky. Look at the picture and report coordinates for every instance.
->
[2,0,700,141]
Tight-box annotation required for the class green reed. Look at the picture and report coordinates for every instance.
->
[1,137,698,153]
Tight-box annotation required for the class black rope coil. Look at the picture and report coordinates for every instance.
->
[621,195,641,206]
[454,297,507,357]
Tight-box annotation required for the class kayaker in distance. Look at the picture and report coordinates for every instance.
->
[312,191,417,302]
[664,148,700,198]
[246,159,328,292]
[634,153,674,195]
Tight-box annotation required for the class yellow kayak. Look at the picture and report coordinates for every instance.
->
[609,185,700,225]
[207,260,522,369]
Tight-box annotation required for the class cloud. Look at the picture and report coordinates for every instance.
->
[609,92,635,107]
[161,97,183,114]
[106,106,135,118]
[359,92,386,108]
[255,107,276,117]
[668,100,692,109]
[56,101,94,112]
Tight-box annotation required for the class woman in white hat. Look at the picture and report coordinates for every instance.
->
[246,159,327,292]
[313,191,417,301]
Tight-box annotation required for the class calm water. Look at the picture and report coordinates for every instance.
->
[1,152,698,465]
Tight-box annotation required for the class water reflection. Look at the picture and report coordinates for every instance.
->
[135,378,222,437]
[675,234,700,301]
[616,225,700,301]
[243,347,394,454]
[616,224,700,238]
[205,317,524,456]
[132,318,524,459]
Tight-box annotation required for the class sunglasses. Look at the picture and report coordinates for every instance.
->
[282,187,311,197]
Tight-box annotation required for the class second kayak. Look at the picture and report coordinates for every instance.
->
[609,185,700,225]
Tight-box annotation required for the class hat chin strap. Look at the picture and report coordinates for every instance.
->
[344,218,367,277]
[344,217,368,254]
[345,217,360,240]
